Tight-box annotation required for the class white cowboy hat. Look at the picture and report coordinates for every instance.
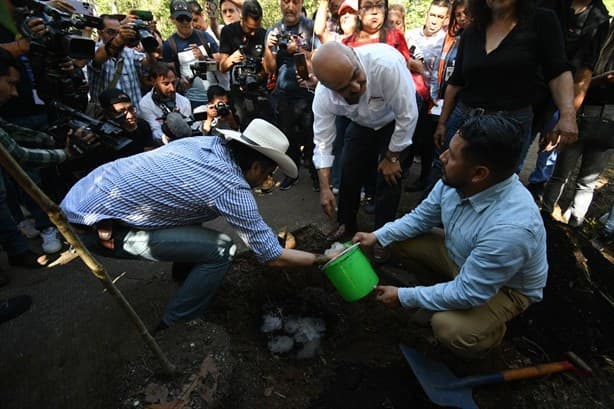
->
[217,119,298,178]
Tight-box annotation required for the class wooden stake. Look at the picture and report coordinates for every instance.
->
[0,143,176,375]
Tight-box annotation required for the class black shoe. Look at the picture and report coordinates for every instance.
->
[0,295,32,324]
[526,182,545,204]
[327,224,357,242]
[8,251,46,269]
[591,229,613,251]
[279,176,299,191]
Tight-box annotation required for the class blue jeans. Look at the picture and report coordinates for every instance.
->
[0,176,30,256]
[79,224,236,325]
[528,111,560,184]
[428,103,534,189]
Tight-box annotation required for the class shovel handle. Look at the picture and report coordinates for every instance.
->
[501,361,574,382]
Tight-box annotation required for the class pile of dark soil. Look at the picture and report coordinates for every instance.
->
[118,223,614,409]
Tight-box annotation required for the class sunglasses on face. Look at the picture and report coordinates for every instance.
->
[176,15,192,23]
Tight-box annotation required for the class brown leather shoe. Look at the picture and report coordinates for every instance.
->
[327,224,356,242]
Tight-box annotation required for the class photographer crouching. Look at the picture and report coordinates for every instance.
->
[218,0,275,129]
[138,62,192,144]
[196,85,238,134]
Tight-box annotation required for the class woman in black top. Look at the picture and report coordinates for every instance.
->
[432,0,577,176]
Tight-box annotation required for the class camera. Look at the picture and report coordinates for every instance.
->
[215,102,230,117]
[277,30,292,51]
[232,44,262,91]
[14,0,103,108]
[126,19,158,53]
[49,101,133,153]
[190,59,218,79]
[16,0,102,59]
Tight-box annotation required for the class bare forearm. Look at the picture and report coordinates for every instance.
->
[318,167,332,190]
[549,71,576,118]
[438,84,461,125]
[0,39,30,57]
[267,249,330,268]
[573,67,593,110]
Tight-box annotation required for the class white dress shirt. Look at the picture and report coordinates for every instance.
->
[138,90,193,141]
[312,43,418,169]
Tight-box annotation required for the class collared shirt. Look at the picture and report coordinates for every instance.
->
[0,118,67,167]
[405,27,445,100]
[374,175,548,310]
[88,45,144,108]
[60,137,283,263]
[138,90,193,141]
[312,43,418,169]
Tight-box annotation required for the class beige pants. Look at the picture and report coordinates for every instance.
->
[391,229,531,359]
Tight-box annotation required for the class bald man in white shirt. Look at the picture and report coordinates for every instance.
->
[311,42,418,257]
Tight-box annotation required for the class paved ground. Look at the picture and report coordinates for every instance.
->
[0,141,547,408]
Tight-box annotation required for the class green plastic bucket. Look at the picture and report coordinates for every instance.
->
[323,243,379,302]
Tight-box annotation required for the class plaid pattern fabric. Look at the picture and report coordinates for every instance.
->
[61,137,283,263]
[88,45,144,107]
[0,118,67,167]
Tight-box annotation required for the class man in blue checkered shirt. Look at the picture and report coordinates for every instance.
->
[61,119,333,332]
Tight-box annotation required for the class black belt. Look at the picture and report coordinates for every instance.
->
[457,101,532,117]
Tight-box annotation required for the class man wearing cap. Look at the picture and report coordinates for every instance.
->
[90,14,156,110]
[60,119,332,331]
[163,0,221,87]
[138,62,193,143]
[311,42,418,259]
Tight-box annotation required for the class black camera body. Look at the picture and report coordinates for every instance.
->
[277,30,292,51]
[126,19,158,53]
[190,59,218,79]
[232,44,262,90]
[215,102,230,117]
[50,101,133,153]
[15,0,102,108]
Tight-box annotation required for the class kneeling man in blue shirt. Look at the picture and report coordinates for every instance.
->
[353,113,548,359]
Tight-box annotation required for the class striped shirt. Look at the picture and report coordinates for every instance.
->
[88,45,144,108]
[0,118,68,167]
[60,137,283,263]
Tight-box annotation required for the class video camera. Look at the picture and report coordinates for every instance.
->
[190,59,218,80]
[126,19,158,53]
[49,101,133,153]
[15,0,101,59]
[14,0,102,108]
[232,44,262,91]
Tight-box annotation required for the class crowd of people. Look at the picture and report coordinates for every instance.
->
[0,0,612,360]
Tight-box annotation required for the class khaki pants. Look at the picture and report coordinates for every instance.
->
[391,229,531,359]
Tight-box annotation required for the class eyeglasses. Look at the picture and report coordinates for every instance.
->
[113,105,137,119]
[176,15,192,23]
[103,28,119,36]
[360,2,386,12]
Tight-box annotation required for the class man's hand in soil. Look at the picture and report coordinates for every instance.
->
[374,285,400,308]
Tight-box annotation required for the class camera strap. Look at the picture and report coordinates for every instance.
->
[109,58,125,90]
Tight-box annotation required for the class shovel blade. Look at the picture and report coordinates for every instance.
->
[399,344,478,409]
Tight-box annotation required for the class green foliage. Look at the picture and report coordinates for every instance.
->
[93,0,435,38]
